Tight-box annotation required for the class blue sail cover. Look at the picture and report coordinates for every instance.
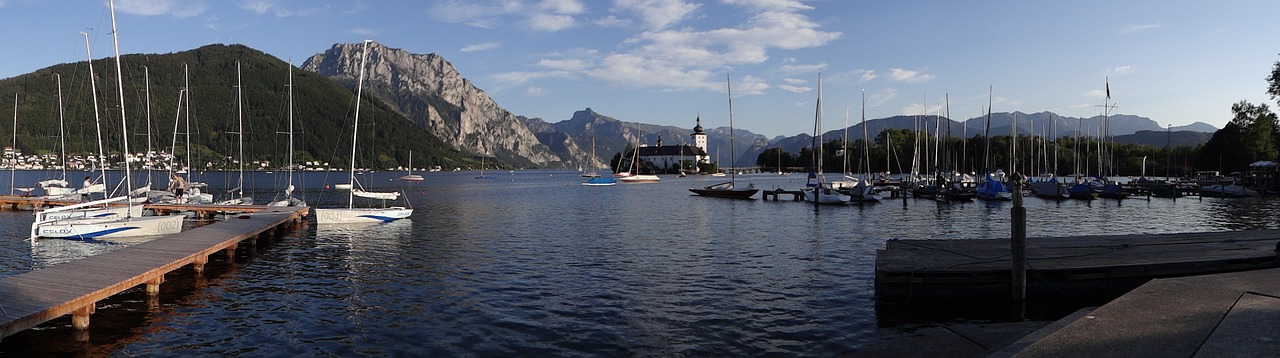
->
[977,174,1007,197]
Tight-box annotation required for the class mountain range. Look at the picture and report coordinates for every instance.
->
[0,41,1220,171]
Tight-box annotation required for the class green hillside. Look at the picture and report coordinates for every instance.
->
[0,44,466,171]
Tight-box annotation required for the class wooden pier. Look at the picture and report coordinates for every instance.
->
[762,189,804,201]
[874,230,1280,303]
[0,206,309,339]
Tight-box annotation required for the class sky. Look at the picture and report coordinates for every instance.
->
[1,0,1279,138]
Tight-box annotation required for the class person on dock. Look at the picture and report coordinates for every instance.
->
[167,173,188,204]
[81,176,92,202]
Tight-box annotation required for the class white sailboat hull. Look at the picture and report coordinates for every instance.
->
[42,205,144,221]
[34,215,183,240]
[316,207,413,224]
[803,187,850,204]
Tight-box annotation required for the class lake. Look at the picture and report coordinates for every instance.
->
[1,169,1276,356]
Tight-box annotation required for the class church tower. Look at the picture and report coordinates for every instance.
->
[691,115,709,164]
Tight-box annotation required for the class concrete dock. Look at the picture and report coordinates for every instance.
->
[862,267,1280,356]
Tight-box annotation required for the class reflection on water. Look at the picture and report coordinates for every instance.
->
[1,171,1280,355]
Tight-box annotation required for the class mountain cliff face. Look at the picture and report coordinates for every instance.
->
[301,41,560,166]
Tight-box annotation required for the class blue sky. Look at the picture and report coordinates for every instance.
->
[1,0,1278,138]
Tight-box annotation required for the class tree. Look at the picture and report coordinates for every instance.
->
[1268,53,1280,105]
[1200,100,1277,172]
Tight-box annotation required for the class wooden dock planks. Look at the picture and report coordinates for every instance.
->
[875,230,1280,302]
[0,206,308,338]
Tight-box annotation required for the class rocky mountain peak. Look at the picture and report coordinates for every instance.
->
[301,41,560,166]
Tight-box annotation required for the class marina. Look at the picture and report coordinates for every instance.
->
[1,170,1279,355]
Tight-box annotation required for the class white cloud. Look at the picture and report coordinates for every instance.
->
[1108,65,1133,76]
[525,86,547,96]
[349,28,378,36]
[1084,89,1105,98]
[238,0,326,17]
[886,68,934,83]
[528,13,576,31]
[500,0,836,95]
[782,78,806,85]
[431,0,584,32]
[778,84,810,93]
[613,0,700,30]
[865,88,897,108]
[461,42,501,53]
[779,62,825,75]
[538,0,584,14]
[1120,22,1161,34]
[115,0,207,18]
[594,15,631,27]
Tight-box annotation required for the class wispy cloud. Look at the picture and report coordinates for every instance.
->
[1120,22,1162,34]
[430,0,586,32]
[525,86,547,96]
[777,84,811,93]
[115,0,208,18]
[886,68,934,83]
[865,88,897,108]
[1108,65,1133,76]
[350,28,378,36]
[461,42,501,53]
[238,0,326,17]
[594,15,631,27]
[612,0,700,30]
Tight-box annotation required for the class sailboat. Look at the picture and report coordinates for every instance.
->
[316,40,413,224]
[975,87,1012,201]
[690,74,757,199]
[846,91,881,203]
[802,74,849,204]
[31,0,184,239]
[269,65,308,207]
[618,133,660,183]
[214,61,253,205]
[34,31,136,219]
[400,150,425,182]
[37,73,74,198]
[582,137,617,186]
[473,154,494,179]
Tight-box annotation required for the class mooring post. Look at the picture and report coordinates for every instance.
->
[1011,173,1027,303]
[193,255,208,275]
[145,276,164,297]
[72,303,95,331]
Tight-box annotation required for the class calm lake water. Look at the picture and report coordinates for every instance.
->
[0,169,1277,356]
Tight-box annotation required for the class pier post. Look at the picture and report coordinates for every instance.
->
[146,276,164,297]
[72,304,95,331]
[193,255,208,275]
[224,243,237,260]
[1011,173,1027,303]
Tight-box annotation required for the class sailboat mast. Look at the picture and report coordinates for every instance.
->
[81,31,108,188]
[286,64,296,196]
[235,61,245,201]
[143,65,153,186]
[108,0,134,214]
[982,86,992,176]
[348,40,372,209]
[55,73,67,181]
[183,64,193,183]
[10,94,17,195]
[727,74,736,185]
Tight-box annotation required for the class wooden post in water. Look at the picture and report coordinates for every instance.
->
[145,276,163,297]
[1011,173,1027,302]
[193,255,208,275]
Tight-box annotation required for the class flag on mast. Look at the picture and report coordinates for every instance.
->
[1105,78,1110,99]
